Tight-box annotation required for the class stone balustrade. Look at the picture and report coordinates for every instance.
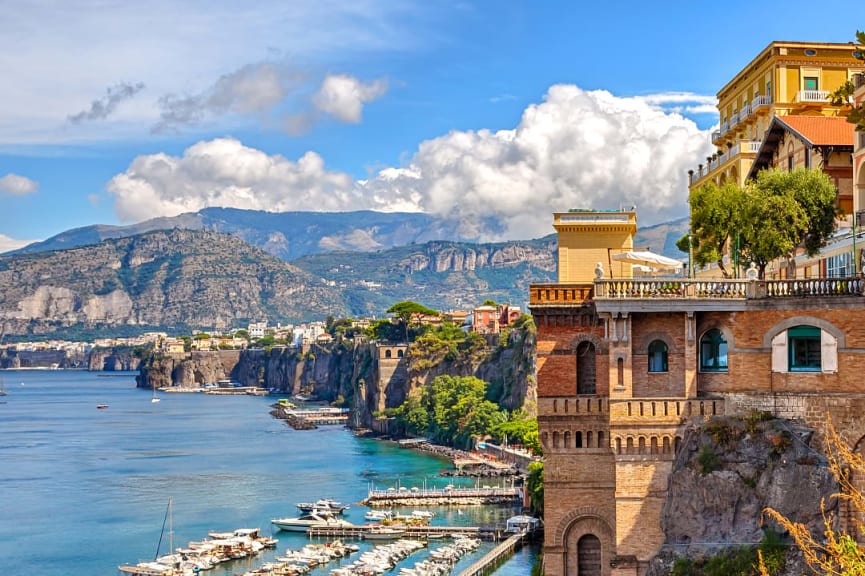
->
[539,395,609,415]
[591,277,865,300]
[529,283,594,306]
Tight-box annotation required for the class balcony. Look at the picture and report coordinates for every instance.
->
[529,283,593,306]
[711,130,722,144]
[751,94,771,111]
[593,277,865,300]
[795,90,829,103]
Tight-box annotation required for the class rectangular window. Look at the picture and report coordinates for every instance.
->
[789,326,821,371]
[766,80,772,101]
[804,76,819,91]
[826,253,854,277]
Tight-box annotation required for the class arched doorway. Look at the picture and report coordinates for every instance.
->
[577,534,602,576]
[576,341,596,394]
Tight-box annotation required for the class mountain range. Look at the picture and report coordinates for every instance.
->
[0,209,688,337]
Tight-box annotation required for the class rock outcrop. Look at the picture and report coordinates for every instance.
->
[648,415,837,575]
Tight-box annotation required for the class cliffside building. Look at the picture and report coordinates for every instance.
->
[689,40,864,193]
[531,208,865,576]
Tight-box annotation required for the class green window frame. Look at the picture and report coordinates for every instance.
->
[789,326,821,372]
[700,329,728,372]
[648,340,668,373]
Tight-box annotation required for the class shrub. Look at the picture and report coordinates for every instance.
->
[670,557,696,576]
[698,445,720,475]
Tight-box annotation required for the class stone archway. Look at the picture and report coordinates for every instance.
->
[554,508,615,576]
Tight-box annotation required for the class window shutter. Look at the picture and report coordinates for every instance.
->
[822,330,838,373]
[771,331,787,373]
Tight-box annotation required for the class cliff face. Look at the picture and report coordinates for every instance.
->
[87,346,144,371]
[647,415,836,575]
[137,328,537,426]
[0,229,347,335]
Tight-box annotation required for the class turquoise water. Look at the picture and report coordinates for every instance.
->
[0,370,538,575]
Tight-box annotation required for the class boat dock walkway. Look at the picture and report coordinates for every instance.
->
[456,532,527,576]
[307,524,496,540]
[364,486,521,506]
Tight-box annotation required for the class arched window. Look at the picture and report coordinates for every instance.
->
[385,349,392,359]
[576,341,596,395]
[788,325,821,372]
[648,340,668,373]
[397,349,404,358]
[700,329,728,372]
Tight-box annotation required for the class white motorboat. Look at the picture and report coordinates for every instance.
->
[271,512,354,532]
[296,498,349,515]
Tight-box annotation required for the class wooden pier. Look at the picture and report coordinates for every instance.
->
[307,523,499,540]
[364,486,521,506]
[456,532,526,576]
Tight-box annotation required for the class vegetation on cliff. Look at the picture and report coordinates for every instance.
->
[762,416,865,576]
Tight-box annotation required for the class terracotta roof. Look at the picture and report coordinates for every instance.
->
[777,116,854,146]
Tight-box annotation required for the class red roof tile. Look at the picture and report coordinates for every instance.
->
[778,116,855,146]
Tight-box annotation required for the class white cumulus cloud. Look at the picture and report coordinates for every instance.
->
[0,173,39,195]
[106,85,714,239]
[106,137,357,221]
[313,74,388,123]
[360,85,714,238]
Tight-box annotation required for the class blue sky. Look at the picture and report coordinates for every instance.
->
[0,1,860,251]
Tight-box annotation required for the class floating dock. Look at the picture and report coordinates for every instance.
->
[457,532,528,576]
[364,486,521,507]
[307,523,499,540]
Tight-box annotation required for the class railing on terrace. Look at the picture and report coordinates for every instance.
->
[746,140,761,153]
[711,130,721,143]
[796,90,829,103]
[592,277,865,299]
[609,397,724,420]
[529,283,593,305]
[751,94,771,110]
[539,395,609,415]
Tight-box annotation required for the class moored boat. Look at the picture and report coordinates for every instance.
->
[271,512,354,532]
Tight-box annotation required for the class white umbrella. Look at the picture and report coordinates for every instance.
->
[612,250,683,270]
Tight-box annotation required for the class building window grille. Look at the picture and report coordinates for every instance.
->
[788,326,821,372]
[648,340,668,373]
[699,329,728,372]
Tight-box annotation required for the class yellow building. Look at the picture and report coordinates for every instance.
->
[689,41,864,190]
[553,210,637,283]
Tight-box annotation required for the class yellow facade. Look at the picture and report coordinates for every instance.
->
[689,41,864,190]
[554,210,637,283]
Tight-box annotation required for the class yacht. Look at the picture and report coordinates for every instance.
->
[296,498,349,515]
[271,512,354,532]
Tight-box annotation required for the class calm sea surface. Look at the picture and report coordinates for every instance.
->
[0,370,538,576]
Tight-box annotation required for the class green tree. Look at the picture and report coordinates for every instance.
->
[688,181,746,277]
[740,169,838,278]
[829,30,865,133]
[526,461,544,515]
[233,329,250,341]
[387,301,439,343]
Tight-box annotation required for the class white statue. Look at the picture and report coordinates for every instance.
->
[595,261,605,280]
[745,262,758,280]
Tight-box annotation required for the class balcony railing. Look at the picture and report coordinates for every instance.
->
[855,73,865,90]
[711,130,721,144]
[592,277,865,300]
[751,94,771,111]
[529,283,593,305]
[795,90,830,103]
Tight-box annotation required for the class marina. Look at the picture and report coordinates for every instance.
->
[0,370,537,576]
[364,487,522,507]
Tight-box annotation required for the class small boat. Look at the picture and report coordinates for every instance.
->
[364,509,393,521]
[363,526,406,540]
[296,498,349,515]
[97,404,109,409]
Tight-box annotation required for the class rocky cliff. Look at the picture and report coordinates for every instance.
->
[137,325,537,428]
[648,414,836,575]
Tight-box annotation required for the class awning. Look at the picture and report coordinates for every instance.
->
[612,250,683,270]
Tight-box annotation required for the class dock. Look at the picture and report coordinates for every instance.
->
[307,523,499,540]
[456,532,528,576]
[364,486,521,507]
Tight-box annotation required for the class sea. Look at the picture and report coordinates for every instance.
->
[0,370,539,576]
